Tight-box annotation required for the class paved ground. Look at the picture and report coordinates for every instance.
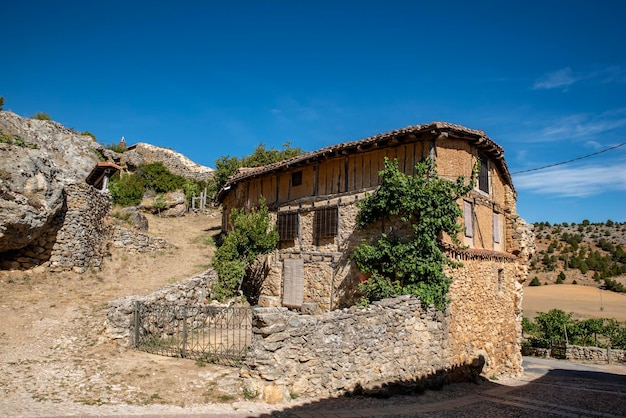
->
[4,357,626,417]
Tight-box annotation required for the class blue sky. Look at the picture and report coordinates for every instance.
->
[2,0,625,224]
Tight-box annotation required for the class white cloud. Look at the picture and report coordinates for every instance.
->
[514,163,626,197]
[533,67,579,90]
[527,109,626,143]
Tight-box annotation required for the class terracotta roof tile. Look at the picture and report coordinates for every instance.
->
[219,122,513,199]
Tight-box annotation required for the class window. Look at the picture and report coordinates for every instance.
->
[277,212,299,241]
[291,170,303,187]
[463,201,474,238]
[493,212,501,244]
[314,207,338,238]
[478,152,489,194]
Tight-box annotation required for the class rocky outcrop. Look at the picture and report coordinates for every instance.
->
[122,142,213,182]
[0,111,102,253]
[139,190,187,217]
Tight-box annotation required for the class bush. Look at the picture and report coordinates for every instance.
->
[529,276,541,286]
[211,199,278,301]
[31,112,51,120]
[108,173,145,206]
[0,96,4,110]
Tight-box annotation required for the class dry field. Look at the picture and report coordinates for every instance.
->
[523,283,626,321]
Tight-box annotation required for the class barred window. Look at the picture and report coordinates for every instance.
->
[478,152,489,194]
[314,207,338,238]
[277,212,299,241]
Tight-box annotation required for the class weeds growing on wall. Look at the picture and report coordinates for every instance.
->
[353,157,477,309]
[211,198,278,301]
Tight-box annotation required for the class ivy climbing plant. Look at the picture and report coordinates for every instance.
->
[353,157,477,308]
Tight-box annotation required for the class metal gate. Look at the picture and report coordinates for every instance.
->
[133,301,252,366]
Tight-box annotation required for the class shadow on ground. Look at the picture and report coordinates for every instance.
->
[252,358,626,417]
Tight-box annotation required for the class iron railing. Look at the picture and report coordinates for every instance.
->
[133,301,252,365]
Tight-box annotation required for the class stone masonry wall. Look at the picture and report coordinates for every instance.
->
[524,345,626,364]
[242,296,472,403]
[110,225,171,254]
[106,270,217,346]
[48,183,112,273]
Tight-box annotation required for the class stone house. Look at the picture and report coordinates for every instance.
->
[218,122,534,375]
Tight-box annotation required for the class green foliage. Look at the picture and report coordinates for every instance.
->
[603,278,626,293]
[136,162,186,193]
[210,142,304,200]
[0,96,4,110]
[556,271,566,284]
[353,158,476,308]
[104,142,127,153]
[211,199,279,300]
[108,173,145,206]
[0,129,38,149]
[81,131,97,141]
[529,276,541,286]
[524,310,626,349]
[31,112,51,120]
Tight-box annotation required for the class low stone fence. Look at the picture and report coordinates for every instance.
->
[242,296,457,403]
[110,225,171,254]
[523,344,626,364]
[106,270,216,346]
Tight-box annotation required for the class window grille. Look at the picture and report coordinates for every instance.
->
[478,152,489,194]
[277,212,299,240]
[291,170,303,187]
[314,207,338,238]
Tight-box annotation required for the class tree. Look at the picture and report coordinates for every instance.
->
[353,157,476,308]
[0,96,4,110]
[529,276,541,286]
[211,198,279,301]
[534,309,573,344]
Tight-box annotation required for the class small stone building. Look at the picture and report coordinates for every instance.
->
[218,122,534,375]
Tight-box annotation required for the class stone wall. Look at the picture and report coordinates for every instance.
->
[110,225,171,254]
[106,270,217,346]
[242,296,491,403]
[48,183,111,273]
[524,344,626,364]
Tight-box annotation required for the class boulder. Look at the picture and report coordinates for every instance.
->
[0,112,100,252]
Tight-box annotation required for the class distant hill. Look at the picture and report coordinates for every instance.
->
[529,220,626,291]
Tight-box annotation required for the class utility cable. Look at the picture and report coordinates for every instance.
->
[511,142,625,175]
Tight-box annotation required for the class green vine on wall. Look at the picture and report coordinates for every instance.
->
[353,157,477,309]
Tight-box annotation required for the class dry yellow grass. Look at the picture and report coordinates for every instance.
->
[523,284,626,321]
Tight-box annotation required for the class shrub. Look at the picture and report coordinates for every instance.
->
[108,173,145,206]
[529,276,541,286]
[31,112,51,120]
[105,142,127,153]
[211,198,278,300]
[81,131,96,141]
[0,96,4,110]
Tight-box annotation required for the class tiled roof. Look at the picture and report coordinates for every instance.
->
[218,122,513,200]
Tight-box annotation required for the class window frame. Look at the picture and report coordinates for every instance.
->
[313,207,339,239]
[277,212,299,241]
[478,152,489,194]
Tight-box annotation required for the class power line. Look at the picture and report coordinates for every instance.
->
[511,142,626,175]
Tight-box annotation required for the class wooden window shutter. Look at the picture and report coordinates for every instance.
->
[493,213,501,244]
[464,201,473,238]
[478,152,489,194]
[282,258,304,308]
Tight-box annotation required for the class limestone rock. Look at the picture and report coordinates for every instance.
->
[0,111,99,252]
[121,142,213,182]
[139,190,186,217]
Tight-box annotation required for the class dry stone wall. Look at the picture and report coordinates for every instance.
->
[48,183,111,273]
[106,270,217,346]
[242,296,485,403]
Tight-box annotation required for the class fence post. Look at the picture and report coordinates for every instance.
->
[608,347,612,364]
[181,306,188,358]
[134,300,140,348]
